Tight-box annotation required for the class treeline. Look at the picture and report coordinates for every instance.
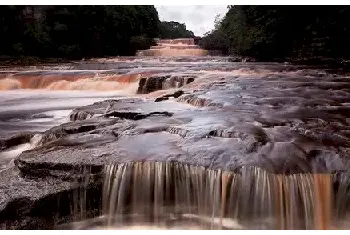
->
[159,21,194,39]
[0,6,195,59]
[0,6,160,58]
[200,6,350,60]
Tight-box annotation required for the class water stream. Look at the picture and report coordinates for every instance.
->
[60,162,350,230]
[1,39,350,229]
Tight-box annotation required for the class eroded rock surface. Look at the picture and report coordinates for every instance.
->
[16,65,350,175]
[1,59,350,228]
[0,132,35,151]
[0,168,102,229]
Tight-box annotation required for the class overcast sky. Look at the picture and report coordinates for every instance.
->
[155,5,229,37]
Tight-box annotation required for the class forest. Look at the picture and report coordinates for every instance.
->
[159,21,194,39]
[199,6,350,61]
[3,5,349,61]
[0,5,194,59]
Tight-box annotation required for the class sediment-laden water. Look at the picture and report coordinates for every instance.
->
[58,162,350,230]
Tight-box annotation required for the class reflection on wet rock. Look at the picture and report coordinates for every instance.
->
[2,58,350,229]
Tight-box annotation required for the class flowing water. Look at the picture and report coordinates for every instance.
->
[0,90,125,170]
[136,38,208,56]
[2,39,350,229]
[59,162,350,230]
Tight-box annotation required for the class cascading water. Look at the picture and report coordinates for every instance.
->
[61,161,350,230]
[0,73,144,91]
[136,38,208,57]
[0,134,42,171]
[3,54,350,229]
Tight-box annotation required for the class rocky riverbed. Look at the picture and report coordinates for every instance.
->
[1,57,350,229]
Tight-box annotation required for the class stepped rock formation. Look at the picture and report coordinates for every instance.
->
[136,38,208,57]
[0,72,145,91]
[1,58,350,229]
[137,74,195,94]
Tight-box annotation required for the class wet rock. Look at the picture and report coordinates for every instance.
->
[137,75,195,94]
[39,118,119,145]
[69,110,94,121]
[105,111,173,120]
[166,126,188,137]
[162,75,195,90]
[137,76,167,94]
[28,72,350,174]
[155,90,184,102]
[208,124,270,146]
[177,94,223,108]
[69,98,144,121]
[14,115,350,176]
[0,132,35,151]
[4,61,350,228]
[0,168,102,229]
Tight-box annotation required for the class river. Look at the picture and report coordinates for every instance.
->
[1,41,350,229]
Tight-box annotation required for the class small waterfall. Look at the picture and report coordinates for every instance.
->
[136,38,208,57]
[137,75,195,94]
[98,161,346,230]
[0,73,143,91]
[0,134,42,171]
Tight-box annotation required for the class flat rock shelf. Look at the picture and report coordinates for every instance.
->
[1,57,350,229]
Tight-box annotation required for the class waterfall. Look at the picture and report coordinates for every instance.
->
[99,161,344,229]
[136,38,208,57]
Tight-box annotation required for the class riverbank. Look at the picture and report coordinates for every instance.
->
[0,56,73,67]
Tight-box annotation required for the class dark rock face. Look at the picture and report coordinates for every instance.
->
[68,98,143,122]
[2,60,350,228]
[137,75,195,94]
[69,110,94,122]
[0,168,98,229]
[0,133,35,151]
[155,90,184,102]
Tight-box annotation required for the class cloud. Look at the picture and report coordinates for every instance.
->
[155,5,229,36]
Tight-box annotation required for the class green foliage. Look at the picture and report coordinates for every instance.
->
[200,6,350,60]
[0,5,160,58]
[159,21,194,39]
[199,30,229,54]
[130,36,156,51]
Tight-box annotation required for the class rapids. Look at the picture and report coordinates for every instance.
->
[136,38,208,57]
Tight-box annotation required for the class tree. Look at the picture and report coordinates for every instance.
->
[213,14,222,30]
[200,6,350,60]
[158,21,195,39]
[0,5,161,59]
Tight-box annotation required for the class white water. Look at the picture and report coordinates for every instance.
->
[0,89,127,170]
[0,133,42,171]
[0,90,125,135]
